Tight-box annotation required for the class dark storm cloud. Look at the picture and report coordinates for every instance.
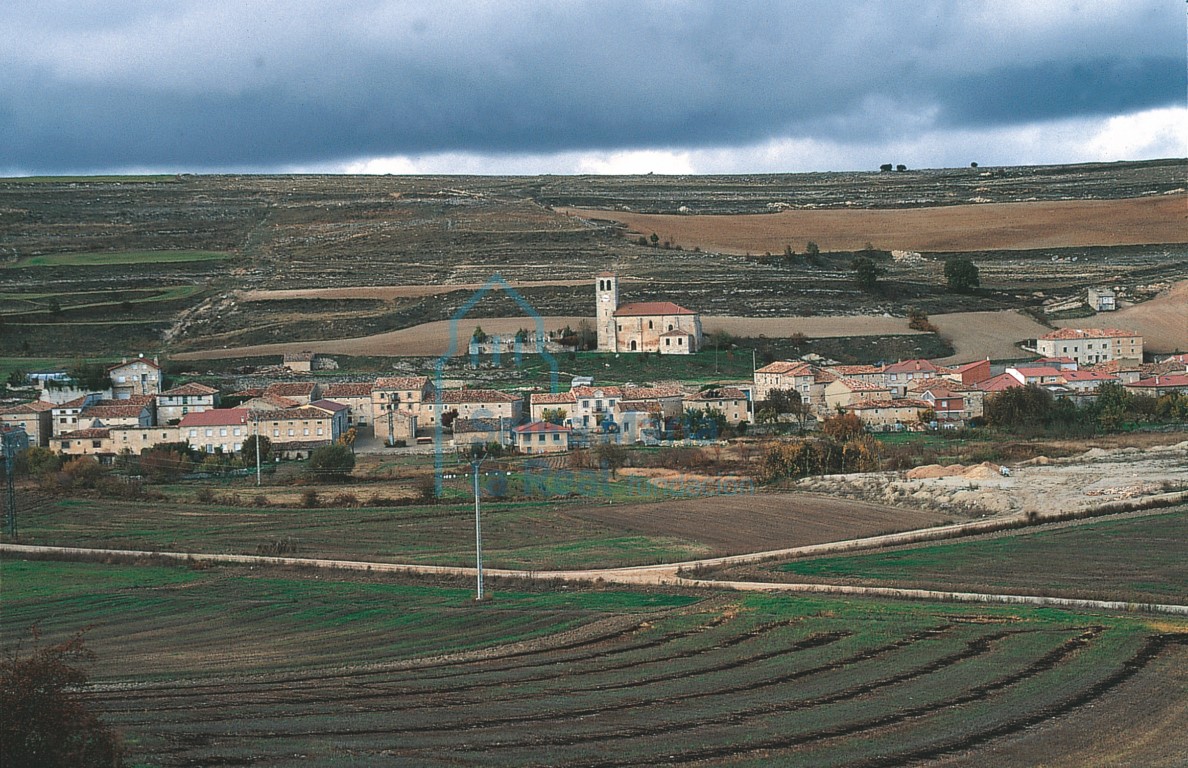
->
[1,0,1182,174]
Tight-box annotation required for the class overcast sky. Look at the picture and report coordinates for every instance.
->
[2,1,1184,176]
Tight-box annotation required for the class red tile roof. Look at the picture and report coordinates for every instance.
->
[613,301,696,317]
[829,377,888,392]
[322,383,374,397]
[513,421,571,434]
[755,361,812,376]
[1039,327,1139,340]
[374,376,431,390]
[264,382,316,397]
[437,389,521,404]
[844,399,930,410]
[179,409,251,427]
[978,373,1024,392]
[530,392,577,405]
[308,399,349,413]
[59,427,111,439]
[0,400,55,414]
[1127,374,1188,389]
[107,357,161,372]
[883,359,947,374]
[161,383,219,397]
[571,386,624,398]
[688,387,748,401]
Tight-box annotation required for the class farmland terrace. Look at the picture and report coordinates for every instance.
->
[1,159,1185,356]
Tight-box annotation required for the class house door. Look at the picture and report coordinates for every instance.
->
[630,340,637,351]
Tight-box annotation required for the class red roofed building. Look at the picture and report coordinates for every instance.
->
[179,409,252,454]
[0,400,55,446]
[595,273,703,354]
[512,421,571,454]
[1124,374,1188,397]
[1035,327,1142,365]
[108,355,163,398]
[157,382,220,424]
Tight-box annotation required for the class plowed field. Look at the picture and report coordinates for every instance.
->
[561,193,1188,254]
[5,559,1183,768]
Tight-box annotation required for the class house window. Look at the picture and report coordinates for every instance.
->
[273,429,280,437]
[219,428,227,437]
[288,429,295,436]
[316,428,323,436]
[189,429,197,438]
[205,429,213,437]
[538,433,546,443]
[552,433,560,442]
[648,320,653,329]
[232,427,241,436]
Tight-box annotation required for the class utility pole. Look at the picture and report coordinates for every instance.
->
[470,447,487,601]
[1,428,28,539]
[254,413,262,486]
[387,393,400,447]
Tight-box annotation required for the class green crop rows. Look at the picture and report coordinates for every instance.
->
[3,558,1179,767]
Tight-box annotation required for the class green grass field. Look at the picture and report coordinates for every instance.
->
[8,250,231,268]
[3,557,1180,767]
[772,509,1188,604]
[7,492,709,570]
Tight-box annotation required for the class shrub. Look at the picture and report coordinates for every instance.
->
[194,487,215,503]
[413,476,438,503]
[300,489,320,508]
[331,492,360,508]
[252,494,269,508]
[306,443,355,482]
[0,631,125,767]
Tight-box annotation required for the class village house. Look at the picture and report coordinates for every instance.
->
[843,399,932,430]
[305,399,351,438]
[753,361,816,402]
[881,359,951,398]
[282,351,316,373]
[685,387,751,425]
[1085,359,1143,385]
[253,406,344,459]
[451,417,509,448]
[320,382,374,427]
[569,385,623,429]
[1086,287,1117,312]
[372,376,434,441]
[78,398,156,431]
[823,378,893,413]
[945,360,992,387]
[909,381,976,423]
[512,421,571,454]
[179,409,252,454]
[528,391,577,424]
[55,427,114,458]
[1034,328,1142,366]
[621,385,686,420]
[1005,366,1068,387]
[425,389,523,426]
[108,356,163,398]
[51,393,105,437]
[107,425,183,456]
[976,373,1025,394]
[615,401,663,444]
[240,392,302,412]
[595,273,703,354]
[1124,374,1188,397]
[156,383,220,424]
[0,400,55,447]
[1057,370,1120,393]
[263,381,319,406]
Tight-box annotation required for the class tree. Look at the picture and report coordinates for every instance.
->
[944,258,980,293]
[984,385,1053,431]
[649,232,660,247]
[14,446,61,478]
[337,427,358,450]
[594,442,628,478]
[541,407,568,425]
[805,241,820,256]
[5,369,27,389]
[471,326,488,344]
[851,256,885,292]
[306,442,355,481]
[0,631,125,767]
[240,434,271,463]
[822,412,866,442]
[67,361,110,392]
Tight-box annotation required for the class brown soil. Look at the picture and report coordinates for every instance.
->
[926,640,1188,768]
[564,492,949,557]
[239,279,597,302]
[1053,279,1188,354]
[561,193,1188,254]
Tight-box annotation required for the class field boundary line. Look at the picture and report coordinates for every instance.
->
[5,542,1187,616]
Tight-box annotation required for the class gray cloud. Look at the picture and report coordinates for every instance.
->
[1,1,1183,174]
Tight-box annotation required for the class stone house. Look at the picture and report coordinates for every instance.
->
[0,400,55,447]
[1035,328,1143,366]
[823,378,893,413]
[528,391,577,424]
[156,383,220,424]
[179,409,253,454]
[108,356,163,398]
[263,381,319,406]
[684,387,751,425]
[320,382,374,427]
[372,376,434,441]
[843,399,932,429]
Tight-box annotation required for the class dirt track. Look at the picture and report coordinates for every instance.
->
[560,193,1188,254]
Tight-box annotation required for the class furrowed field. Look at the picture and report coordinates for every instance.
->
[709,507,1188,606]
[3,558,1185,767]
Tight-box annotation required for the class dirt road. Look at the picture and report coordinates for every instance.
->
[7,502,1186,614]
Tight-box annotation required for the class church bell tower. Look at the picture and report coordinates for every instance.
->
[596,272,618,352]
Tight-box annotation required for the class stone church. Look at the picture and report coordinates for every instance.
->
[595,272,703,354]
